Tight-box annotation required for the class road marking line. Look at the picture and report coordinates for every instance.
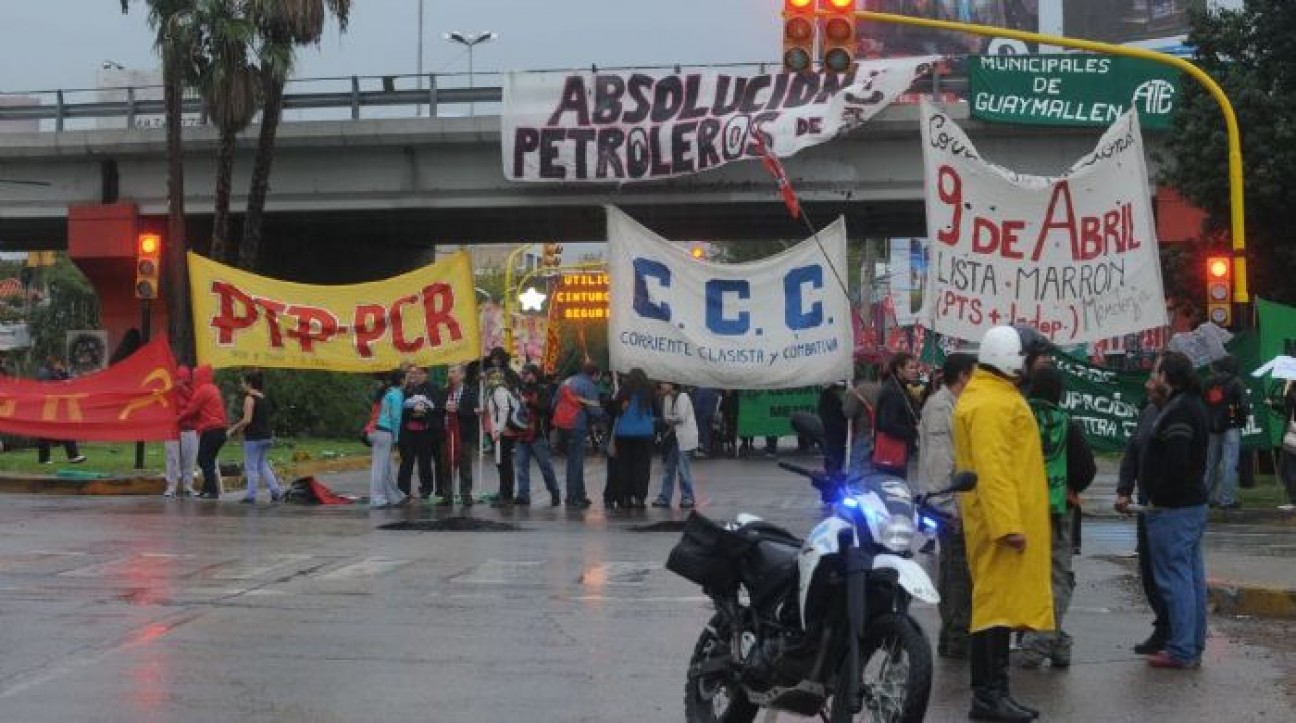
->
[314,557,411,581]
[454,560,545,584]
[200,554,316,580]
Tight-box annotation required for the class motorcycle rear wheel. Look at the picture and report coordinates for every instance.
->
[683,615,760,723]
[828,614,933,723]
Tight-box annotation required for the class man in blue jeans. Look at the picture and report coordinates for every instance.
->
[552,363,602,509]
[1202,355,1249,509]
[1140,351,1210,669]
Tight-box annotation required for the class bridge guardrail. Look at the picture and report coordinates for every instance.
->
[0,64,968,133]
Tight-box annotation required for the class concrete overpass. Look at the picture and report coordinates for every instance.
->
[0,79,1162,281]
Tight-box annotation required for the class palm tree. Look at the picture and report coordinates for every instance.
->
[189,0,260,265]
[120,0,197,363]
[239,0,351,270]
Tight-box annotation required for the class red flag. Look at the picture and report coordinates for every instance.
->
[751,134,801,220]
[0,335,180,442]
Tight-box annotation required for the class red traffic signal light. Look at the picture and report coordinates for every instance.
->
[819,0,857,74]
[135,232,162,300]
[783,0,816,73]
[1205,255,1232,327]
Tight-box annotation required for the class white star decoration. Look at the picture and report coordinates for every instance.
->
[518,287,548,312]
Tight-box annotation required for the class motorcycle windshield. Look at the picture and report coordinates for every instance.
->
[847,470,915,521]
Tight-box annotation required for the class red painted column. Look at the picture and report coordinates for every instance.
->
[66,203,169,355]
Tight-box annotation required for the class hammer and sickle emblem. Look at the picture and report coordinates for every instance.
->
[119,368,175,421]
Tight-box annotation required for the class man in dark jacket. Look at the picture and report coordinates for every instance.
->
[398,366,443,500]
[516,364,561,506]
[1140,351,1210,669]
[1116,357,1171,655]
[437,364,480,506]
[34,356,86,464]
[817,383,849,474]
[1202,355,1249,509]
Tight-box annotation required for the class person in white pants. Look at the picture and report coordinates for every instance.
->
[164,366,199,498]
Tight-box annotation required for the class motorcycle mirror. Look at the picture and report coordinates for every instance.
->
[947,471,977,493]
[789,411,825,448]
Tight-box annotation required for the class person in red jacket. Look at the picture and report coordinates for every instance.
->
[181,365,228,499]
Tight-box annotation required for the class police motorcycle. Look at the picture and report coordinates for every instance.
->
[666,418,976,723]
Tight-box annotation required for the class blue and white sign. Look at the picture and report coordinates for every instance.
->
[607,207,852,389]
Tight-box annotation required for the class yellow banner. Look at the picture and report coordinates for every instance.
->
[188,252,481,371]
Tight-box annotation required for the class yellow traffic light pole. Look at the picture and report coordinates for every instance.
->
[850,9,1250,319]
[501,243,536,354]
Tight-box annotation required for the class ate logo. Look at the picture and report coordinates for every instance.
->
[1132,79,1176,116]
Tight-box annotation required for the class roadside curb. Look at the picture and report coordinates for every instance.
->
[1208,579,1296,620]
[0,456,370,496]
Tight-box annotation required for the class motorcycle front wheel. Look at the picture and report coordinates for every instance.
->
[683,615,759,723]
[828,614,933,723]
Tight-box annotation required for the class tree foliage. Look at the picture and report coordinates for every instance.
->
[26,257,101,368]
[1160,0,1296,305]
[214,368,375,438]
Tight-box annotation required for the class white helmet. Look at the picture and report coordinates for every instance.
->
[978,325,1026,378]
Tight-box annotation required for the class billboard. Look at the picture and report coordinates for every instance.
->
[857,1,1042,59]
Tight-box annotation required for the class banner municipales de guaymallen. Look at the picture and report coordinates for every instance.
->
[189,252,481,372]
[502,57,937,182]
[607,207,852,389]
[918,100,1167,345]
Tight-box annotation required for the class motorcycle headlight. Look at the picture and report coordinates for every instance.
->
[880,516,915,553]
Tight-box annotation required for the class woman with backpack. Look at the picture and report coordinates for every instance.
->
[227,370,282,504]
[485,348,522,508]
[609,368,655,509]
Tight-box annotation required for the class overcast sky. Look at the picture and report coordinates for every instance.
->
[0,0,781,93]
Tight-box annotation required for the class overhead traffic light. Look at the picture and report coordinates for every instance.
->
[690,245,705,260]
[135,232,162,300]
[541,243,563,268]
[819,0,857,74]
[782,0,816,73]
[1205,255,1231,327]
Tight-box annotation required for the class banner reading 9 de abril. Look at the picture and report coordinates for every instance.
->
[502,58,936,183]
[917,100,1167,345]
[189,252,481,372]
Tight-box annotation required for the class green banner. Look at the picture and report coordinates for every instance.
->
[969,54,1181,130]
[930,336,1275,452]
[737,387,818,438]
[1257,297,1296,362]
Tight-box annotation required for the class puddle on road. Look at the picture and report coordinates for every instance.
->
[378,518,520,532]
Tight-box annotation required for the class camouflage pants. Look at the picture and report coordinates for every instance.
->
[1018,511,1076,667]
[937,524,973,656]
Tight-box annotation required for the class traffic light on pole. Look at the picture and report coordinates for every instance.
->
[782,0,816,73]
[135,232,162,300]
[1205,255,1232,327]
[819,0,857,74]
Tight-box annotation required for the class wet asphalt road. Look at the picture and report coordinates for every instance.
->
[0,456,1291,722]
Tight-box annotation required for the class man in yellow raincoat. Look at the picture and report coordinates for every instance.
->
[954,326,1055,722]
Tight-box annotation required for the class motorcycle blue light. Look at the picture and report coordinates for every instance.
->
[841,496,860,509]
[920,515,939,532]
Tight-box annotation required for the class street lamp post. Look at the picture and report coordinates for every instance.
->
[416,0,424,116]
[442,31,497,116]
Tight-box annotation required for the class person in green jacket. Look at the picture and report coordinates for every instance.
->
[1016,364,1096,670]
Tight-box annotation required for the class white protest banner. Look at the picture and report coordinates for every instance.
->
[918,99,1167,344]
[503,58,937,183]
[607,207,852,389]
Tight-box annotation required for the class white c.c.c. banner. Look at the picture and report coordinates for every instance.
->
[608,207,852,389]
[918,99,1167,345]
